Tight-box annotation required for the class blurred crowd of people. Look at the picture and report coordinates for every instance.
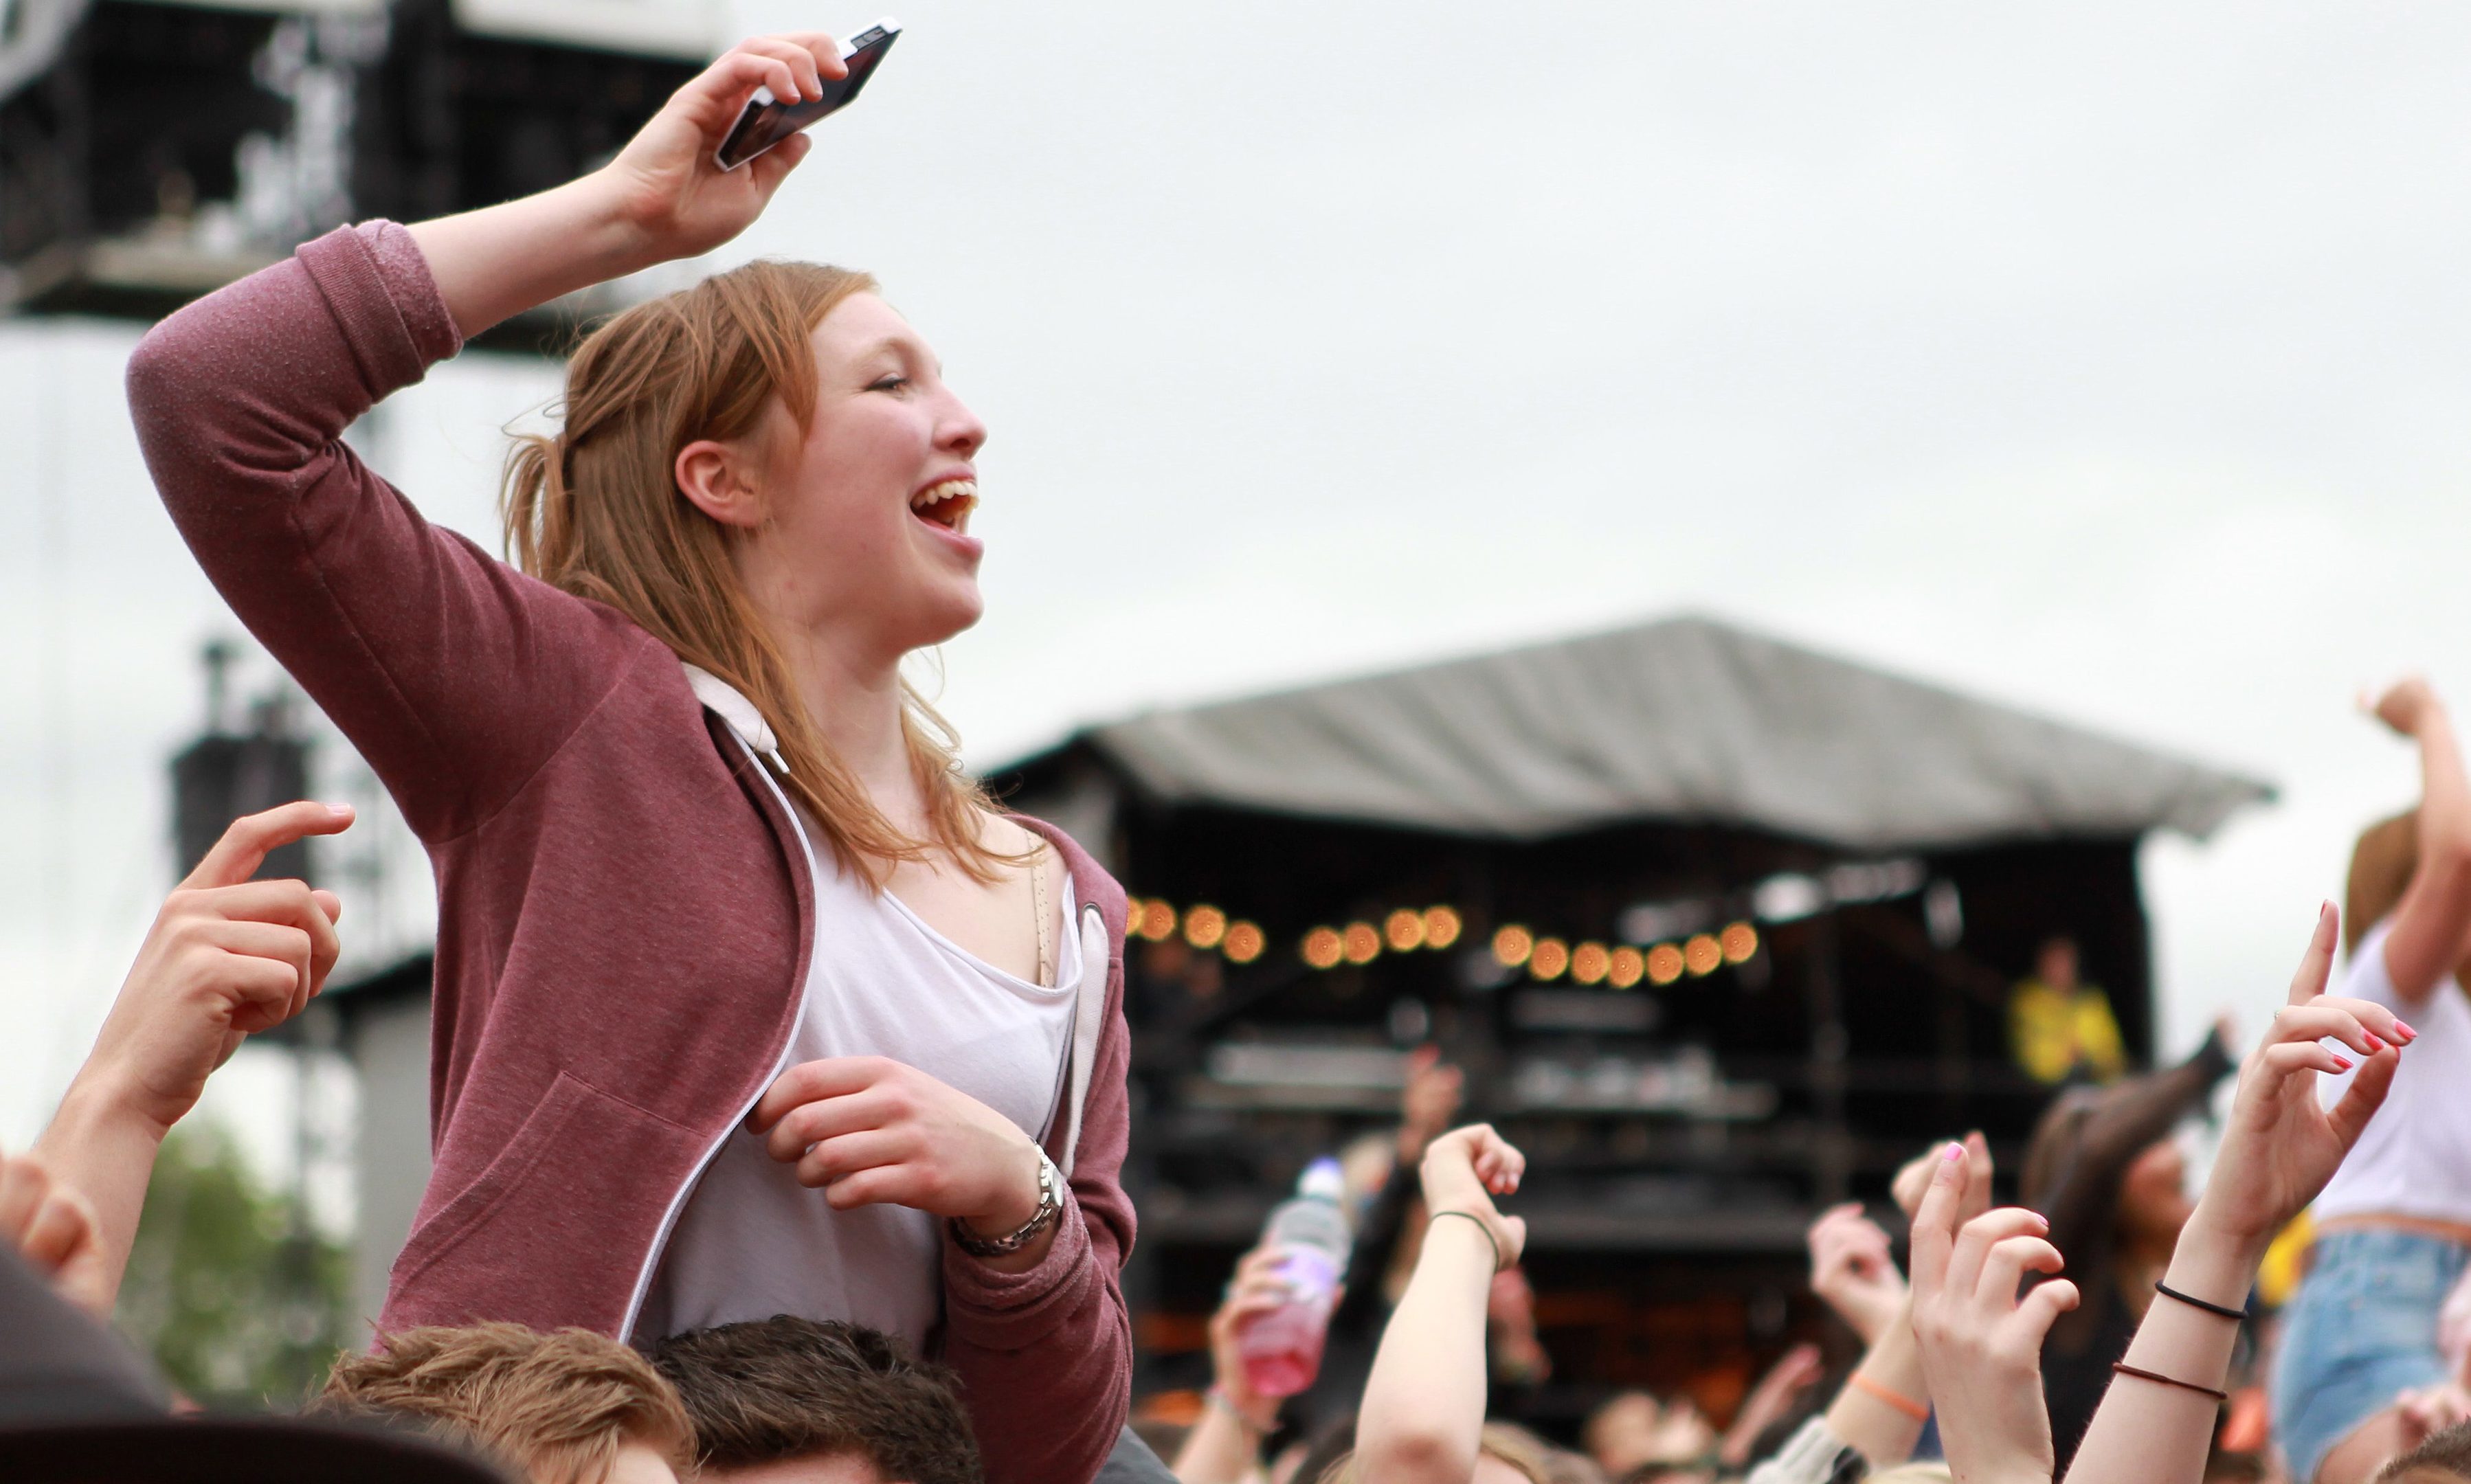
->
[15,682,2471,1484]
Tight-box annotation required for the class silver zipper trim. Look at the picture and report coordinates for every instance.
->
[617,728,821,1339]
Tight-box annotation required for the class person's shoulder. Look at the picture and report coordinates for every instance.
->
[977,810,1044,859]
[1000,813,1128,919]
[2344,916,2405,1002]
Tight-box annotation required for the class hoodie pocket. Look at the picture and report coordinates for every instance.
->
[387,1070,694,1332]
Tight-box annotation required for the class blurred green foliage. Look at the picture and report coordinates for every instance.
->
[115,1126,352,1408]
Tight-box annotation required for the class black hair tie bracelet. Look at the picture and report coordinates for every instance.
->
[2152,1280,2249,1323]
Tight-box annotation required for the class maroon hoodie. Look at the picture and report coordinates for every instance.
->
[126,221,1135,1484]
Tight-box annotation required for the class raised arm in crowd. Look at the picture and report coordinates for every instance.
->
[1898,904,2411,1484]
[7,802,354,1320]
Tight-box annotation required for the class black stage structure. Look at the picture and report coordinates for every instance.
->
[3,0,704,344]
[993,614,2271,1420]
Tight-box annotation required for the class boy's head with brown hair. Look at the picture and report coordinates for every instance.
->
[2384,1419,2471,1483]
[643,1316,980,1484]
[315,1323,693,1484]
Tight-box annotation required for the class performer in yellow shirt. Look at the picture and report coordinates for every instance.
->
[2010,936,2127,1084]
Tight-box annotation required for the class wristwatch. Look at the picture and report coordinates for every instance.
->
[950,1148,1065,1257]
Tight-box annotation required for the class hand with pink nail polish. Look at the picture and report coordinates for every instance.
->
[1910,1143,2077,1484]
[2187,902,2405,1268]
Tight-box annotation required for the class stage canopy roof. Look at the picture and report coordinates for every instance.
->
[1027,615,2274,851]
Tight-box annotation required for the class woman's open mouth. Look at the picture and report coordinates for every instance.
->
[910,477,977,535]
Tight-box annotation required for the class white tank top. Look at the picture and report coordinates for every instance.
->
[2314,916,2471,1224]
[633,819,1081,1350]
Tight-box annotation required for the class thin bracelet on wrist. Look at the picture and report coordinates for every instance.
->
[2111,1362,2228,1403]
[2153,1280,2248,1322]
[1427,1208,1506,1272]
[1847,1371,1930,1421]
[1207,1385,1277,1435]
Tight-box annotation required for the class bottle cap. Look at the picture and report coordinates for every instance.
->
[1298,1156,1346,1202]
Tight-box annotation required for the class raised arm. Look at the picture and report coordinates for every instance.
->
[1908,1145,2081,1484]
[1809,1200,1909,1347]
[1331,1048,1463,1345]
[128,36,840,842]
[34,802,355,1310]
[1816,1136,1993,1471]
[1355,1125,1527,1484]
[2365,680,2471,1004]
[2064,904,2409,1484]
[405,35,839,336]
[1172,1246,1289,1484]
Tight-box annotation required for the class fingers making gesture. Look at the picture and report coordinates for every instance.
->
[2064,904,2411,1484]
[1910,1143,2078,1484]
[1357,1125,1530,1484]
[34,800,353,1320]
[2191,901,2410,1257]
[83,802,354,1138]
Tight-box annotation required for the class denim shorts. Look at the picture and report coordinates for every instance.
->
[2272,1227,2470,1482]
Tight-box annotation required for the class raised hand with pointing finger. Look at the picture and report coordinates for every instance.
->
[1910,1143,2079,1484]
[34,800,354,1315]
[75,799,353,1135]
[2189,901,2406,1260]
[2065,903,2411,1484]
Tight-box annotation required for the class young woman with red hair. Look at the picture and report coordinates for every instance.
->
[128,36,1136,1484]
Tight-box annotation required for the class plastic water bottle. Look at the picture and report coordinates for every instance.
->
[1236,1157,1354,1397]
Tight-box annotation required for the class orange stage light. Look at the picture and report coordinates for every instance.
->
[1721,921,1759,964]
[1183,905,1227,951]
[1343,922,1381,965]
[1224,921,1266,963]
[1302,928,1343,969]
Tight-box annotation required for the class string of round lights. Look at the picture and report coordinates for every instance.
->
[1483,920,1756,985]
[1121,894,1760,987]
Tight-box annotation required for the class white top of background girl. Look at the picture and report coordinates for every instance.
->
[2314,916,2471,1224]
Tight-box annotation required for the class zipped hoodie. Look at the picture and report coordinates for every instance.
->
[126,221,1136,1484]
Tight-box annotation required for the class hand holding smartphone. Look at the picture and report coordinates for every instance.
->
[715,19,901,171]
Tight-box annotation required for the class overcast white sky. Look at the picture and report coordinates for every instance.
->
[8,1,2471,1188]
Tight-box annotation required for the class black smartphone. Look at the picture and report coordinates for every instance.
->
[714,20,900,171]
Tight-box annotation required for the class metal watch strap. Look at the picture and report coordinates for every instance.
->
[950,1149,1064,1257]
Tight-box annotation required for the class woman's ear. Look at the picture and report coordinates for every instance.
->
[675,438,767,529]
